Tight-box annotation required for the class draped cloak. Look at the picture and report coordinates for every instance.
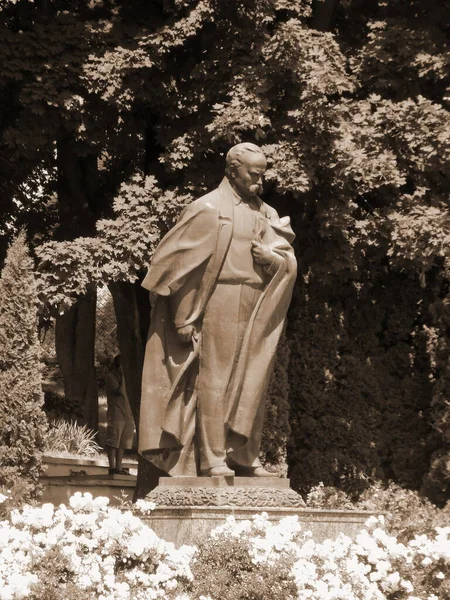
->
[138,177,297,475]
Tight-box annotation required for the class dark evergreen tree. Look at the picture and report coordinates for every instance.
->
[0,232,48,501]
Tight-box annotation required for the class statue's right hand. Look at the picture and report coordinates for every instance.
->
[177,324,196,344]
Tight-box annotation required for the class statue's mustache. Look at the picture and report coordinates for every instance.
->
[249,183,263,195]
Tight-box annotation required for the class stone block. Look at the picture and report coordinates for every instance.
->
[40,473,136,506]
[42,454,137,477]
[144,506,375,547]
[160,476,290,489]
[144,477,376,547]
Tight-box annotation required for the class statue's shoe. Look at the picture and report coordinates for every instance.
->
[250,466,279,478]
[202,465,235,477]
[226,458,278,478]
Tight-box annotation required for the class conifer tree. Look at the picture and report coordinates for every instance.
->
[0,232,48,501]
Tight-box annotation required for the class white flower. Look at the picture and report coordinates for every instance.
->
[380,571,400,592]
[134,499,156,514]
[401,580,414,593]
[364,515,384,529]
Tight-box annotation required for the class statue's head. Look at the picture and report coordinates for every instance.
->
[225,143,267,199]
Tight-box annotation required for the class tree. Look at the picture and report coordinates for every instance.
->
[0,231,48,502]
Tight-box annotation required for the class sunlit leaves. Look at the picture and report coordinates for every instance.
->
[2,0,449,301]
[387,194,450,276]
[353,20,450,95]
[0,232,47,501]
[263,20,355,98]
[36,175,190,311]
[263,142,311,196]
[271,0,312,18]
[329,99,406,195]
[206,83,271,144]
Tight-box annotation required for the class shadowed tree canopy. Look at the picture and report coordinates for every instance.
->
[0,0,449,502]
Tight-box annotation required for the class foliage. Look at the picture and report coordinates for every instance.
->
[287,268,437,498]
[36,176,187,312]
[306,482,356,511]
[187,529,297,600]
[0,492,194,600]
[28,546,97,600]
[0,232,48,505]
[1,492,450,600]
[357,482,450,544]
[44,390,84,423]
[306,481,450,544]
[43,420,101,456]
[260,331,291,475]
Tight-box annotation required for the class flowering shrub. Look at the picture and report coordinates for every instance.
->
[187,516,297,600]
[185,514,450,600]
[0,493,194,600]
[0,493,448,600]
[306,481,450,543]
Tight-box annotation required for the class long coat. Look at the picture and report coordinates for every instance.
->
[138,177,297,475]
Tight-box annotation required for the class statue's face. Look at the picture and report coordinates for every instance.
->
[230,153,267,199]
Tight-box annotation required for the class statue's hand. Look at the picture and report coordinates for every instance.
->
[251,240,275,265]
[177,324,196,344]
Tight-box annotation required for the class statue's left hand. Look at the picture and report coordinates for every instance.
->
[251,240,275,265]
[177,324,196,344]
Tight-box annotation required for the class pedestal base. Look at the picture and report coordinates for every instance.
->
[144,477,375,547]
[148,475,304,508]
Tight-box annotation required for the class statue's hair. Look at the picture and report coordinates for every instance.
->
[225,143,266,173]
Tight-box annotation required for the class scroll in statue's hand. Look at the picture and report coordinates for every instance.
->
[251,240,276,265]
[177,324,196,344]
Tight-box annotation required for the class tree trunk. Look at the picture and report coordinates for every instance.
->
[57,137,99,241]
[55,287,98,431]
[108,281,149,420]
[108,280,157,499]
[311,0,340,31]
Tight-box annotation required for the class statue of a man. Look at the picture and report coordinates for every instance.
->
[139,143,297,477]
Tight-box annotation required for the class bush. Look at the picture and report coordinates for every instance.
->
[28,546,97,600]
[44,389,84,423]
[357,482,450,544]
[287,270,437,500]
[0,232,48,505]
[0,493,194,600]
[187,531,297,600]
[306,481,450,543]
[43,420,101,457]
[1,494,449,600]
[261,332,291,477]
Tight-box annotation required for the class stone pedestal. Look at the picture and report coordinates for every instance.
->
[144,477,375,547]
[41,473,136,506]
[40,455,137,506]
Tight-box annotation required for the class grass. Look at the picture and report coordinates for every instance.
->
[44,420,102,457]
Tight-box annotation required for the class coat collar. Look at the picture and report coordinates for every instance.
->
[219,177,270,217]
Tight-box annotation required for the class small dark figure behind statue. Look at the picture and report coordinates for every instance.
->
[105,355,135,475]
